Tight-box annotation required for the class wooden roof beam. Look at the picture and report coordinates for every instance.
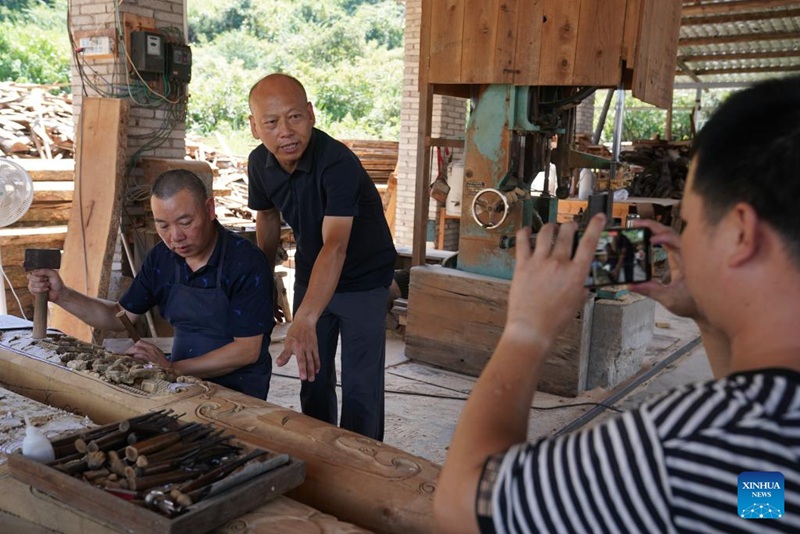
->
[676,58,704,84]
[680,49,800,62]
[682,7,800,25]
[680,30,800,47]
[688,64,800,75]
[682,0,800,17]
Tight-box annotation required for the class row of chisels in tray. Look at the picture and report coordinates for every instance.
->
[44,409,289,516]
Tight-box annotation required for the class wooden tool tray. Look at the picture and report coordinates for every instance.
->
[7,413,306,533]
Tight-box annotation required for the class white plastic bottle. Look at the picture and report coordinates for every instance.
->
[22,417,55,463]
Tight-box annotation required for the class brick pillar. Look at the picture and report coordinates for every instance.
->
[69,0,188,309]
[69,0,187,163]
[575,92,596,138]
[396,0,466,250]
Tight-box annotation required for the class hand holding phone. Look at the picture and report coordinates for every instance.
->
[574,227,652,289]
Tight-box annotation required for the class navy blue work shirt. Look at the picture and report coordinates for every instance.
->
[119,220,274,353]
[247,128,396,292]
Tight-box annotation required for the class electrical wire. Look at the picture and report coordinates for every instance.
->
[67,0,188,272]
[66,0,190,342]
[269,372,623,413]
[1,266,28,321]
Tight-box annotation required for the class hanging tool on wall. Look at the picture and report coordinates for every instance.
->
[429,147,451,204]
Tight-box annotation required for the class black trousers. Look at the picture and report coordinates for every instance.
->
[293,284,389,441]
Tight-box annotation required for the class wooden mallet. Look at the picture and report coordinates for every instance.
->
[24,248,62,340]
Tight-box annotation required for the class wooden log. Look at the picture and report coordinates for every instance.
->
[0,337,438,534]
[0,226,67,319]
[32,181,73,202]
[2,289,33,318]
[13,202,72,226]
[14,158,75,182]
[2,265,30,289]
[0,226,67,256]
[405,265,595,396]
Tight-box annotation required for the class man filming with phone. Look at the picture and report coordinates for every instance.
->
[434,76,800,533]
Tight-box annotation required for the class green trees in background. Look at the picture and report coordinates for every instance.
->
[0,0,71,85]
[186,0,404,144]
[0,0,404,147]
[594,89,731,143]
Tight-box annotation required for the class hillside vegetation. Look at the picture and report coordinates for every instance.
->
[0,0,404,145]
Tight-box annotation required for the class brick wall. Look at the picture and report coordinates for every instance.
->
[396,0,466,250]
[576,92,596,138]
[69,0,186,163]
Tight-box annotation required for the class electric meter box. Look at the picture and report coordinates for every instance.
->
[167,43,192,83]
[130,31,165,74]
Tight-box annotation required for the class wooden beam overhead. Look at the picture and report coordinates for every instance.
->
[680,49,800,62]
[682,0,800,18]
[680,30,800,47]
[682,7,800,25]
[691,64,800,75]
[676,58,704,84]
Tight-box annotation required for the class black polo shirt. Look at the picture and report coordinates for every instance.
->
[247,128,396,292]
[119,221,274,341]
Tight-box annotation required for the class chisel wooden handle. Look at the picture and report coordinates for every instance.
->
[116,310,140,342]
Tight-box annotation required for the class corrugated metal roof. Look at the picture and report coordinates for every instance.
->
[676,0,800,88]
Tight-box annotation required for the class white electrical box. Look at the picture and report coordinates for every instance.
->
[79,35,114,59]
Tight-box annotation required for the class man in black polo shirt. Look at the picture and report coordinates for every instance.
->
[27,170,274,399]
[247,73,396,441]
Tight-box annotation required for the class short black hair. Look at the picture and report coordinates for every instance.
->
[692,75,800,264]
[151,169,209,205]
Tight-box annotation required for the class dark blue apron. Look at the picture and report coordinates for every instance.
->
[162,232,269,399]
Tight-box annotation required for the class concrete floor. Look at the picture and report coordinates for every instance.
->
[267,299,711,465]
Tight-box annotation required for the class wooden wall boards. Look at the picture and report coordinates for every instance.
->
[422,0,682,108]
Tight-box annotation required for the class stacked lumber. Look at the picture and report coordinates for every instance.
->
[0,82,74,159]
[11,159,74,227]
[185,137,400,227]
[1,171,74,321]
[340,139,399,184]
[621,140,691,199]
[184,137,256,227]
[0,84,74,318]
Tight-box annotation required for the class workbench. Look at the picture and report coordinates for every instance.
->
[0,320,438,533]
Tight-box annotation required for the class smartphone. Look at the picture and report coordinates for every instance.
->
[574,227,652,289]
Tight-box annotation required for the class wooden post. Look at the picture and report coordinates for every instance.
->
[665,100,674,141]
[412,0,434,268]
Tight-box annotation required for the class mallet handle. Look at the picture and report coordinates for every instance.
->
[32,292,47,339]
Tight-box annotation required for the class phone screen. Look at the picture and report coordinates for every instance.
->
[577,227,652,288]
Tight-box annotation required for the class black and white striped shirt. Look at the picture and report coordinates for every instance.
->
[476,368,800,533]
